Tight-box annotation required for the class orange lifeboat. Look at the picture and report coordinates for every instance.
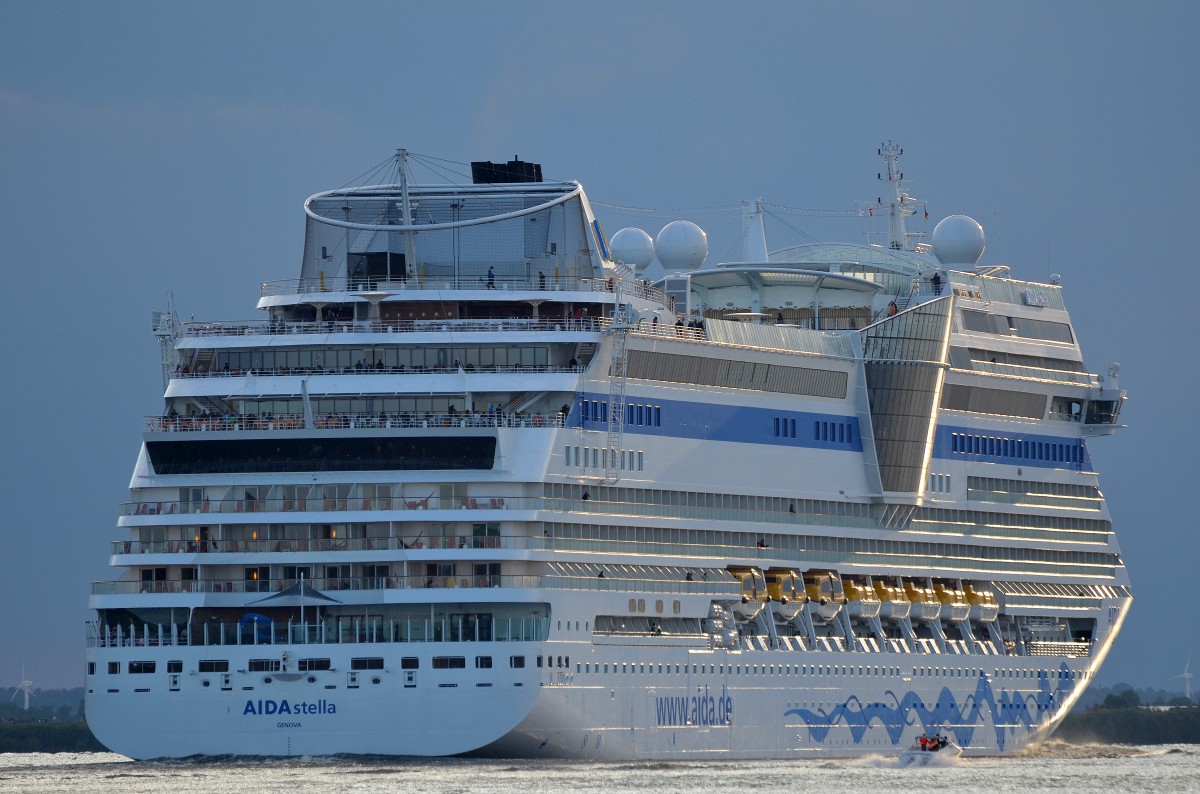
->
[934,580,970,622]
[843,576,881,620]
[903,579,942,622]
[804,571,845,622]
[873,578,912,621]
[964,583,1000,622]
[727,566,768,619]
[765,569,806,621]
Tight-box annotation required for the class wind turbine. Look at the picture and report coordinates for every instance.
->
[1170,653,1193,702]
[10,665,33,711]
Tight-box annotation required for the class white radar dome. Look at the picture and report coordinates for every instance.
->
[655,220,708,271]
[931,214,986,266]
[609,227,656,271]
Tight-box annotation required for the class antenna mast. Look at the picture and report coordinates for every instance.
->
[396,149,419,275]
[877,142,917,251]
[152,291,178,389]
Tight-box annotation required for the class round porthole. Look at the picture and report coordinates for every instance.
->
[202,680,210,687]
[264,677,273,684]
[372,678,381,685]
[308,676,317,683]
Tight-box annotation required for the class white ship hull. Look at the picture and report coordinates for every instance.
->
[86,632,1112,759]
[86,146,1131,760]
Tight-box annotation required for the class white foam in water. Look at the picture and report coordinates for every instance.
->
[0,747,1196,793]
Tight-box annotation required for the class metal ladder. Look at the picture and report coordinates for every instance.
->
[604,281,632,484]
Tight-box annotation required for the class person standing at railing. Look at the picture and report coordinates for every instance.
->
[931,271,943,296]
[539,271,546,290]
[487,266,496,289]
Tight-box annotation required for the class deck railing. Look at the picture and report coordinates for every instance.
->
[121,494,529,517]
[258,274,665,303]
[178,316,605,338]
[88,614,548,648]
[91,573,541,596]
[146,411,568,433]
[113,534,511,555]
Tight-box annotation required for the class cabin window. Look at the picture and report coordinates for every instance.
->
[300,658,331,671]
[351,658,384,670]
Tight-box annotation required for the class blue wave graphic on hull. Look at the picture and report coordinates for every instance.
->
[783,662,1076,751]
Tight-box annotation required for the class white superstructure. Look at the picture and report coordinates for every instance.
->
[85,147,1130,759]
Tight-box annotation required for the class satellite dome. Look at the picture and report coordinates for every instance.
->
[655,220,708,271]
[931,215,986,266]
[610,227,656,271]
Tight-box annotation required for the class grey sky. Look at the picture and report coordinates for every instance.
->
[1,1,1195,690]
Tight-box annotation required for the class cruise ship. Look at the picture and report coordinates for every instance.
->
[85,145,1130,759]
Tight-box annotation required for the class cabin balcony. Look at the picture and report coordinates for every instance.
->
[257,274,666,304]
[87,613,549,649]
[146,410,567,434]
[121,494,527,520]
[92,573,541,597]
[111,532,516,557]
[178,315,606,339]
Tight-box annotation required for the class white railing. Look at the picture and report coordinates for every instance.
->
[259,274,667,303]
[146,410,568,433]
[178,316,606,338]
[88,614,549,648]
[91,573,542,596]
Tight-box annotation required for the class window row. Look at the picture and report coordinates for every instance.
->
[565,446,645,471]
[211,346,551,373]
[928,473,952,494]
[546,521,1121,572]
[967,477,1101,500]
[815,420,853,444]
[949,432,1083,465]
[580,399,663,429]
[94,655,527,675]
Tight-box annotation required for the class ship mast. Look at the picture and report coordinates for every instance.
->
[396,149,419,272]
[878,142,917,251]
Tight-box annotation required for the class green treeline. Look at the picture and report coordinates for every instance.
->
[1055,706,1200,745]
[0,722,106,753]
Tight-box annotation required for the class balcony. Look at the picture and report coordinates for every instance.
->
[178,315,605,339]
[113,533,511,555]
[146,411,567,434]
[122,494,520,518]
[257,274,666,304]
[88,614,548,648]
[92,573,541,596]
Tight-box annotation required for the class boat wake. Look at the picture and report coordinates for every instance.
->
[1017,739,1199,760]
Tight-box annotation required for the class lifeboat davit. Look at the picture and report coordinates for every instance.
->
[873,577,912,621]
[843,576,881,620]
[903,579,942,622]
[934,580,970,622]
[965,583,1000,622]
[804,571,845,622]
[765,569,806,621]
[728,566,768,619]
